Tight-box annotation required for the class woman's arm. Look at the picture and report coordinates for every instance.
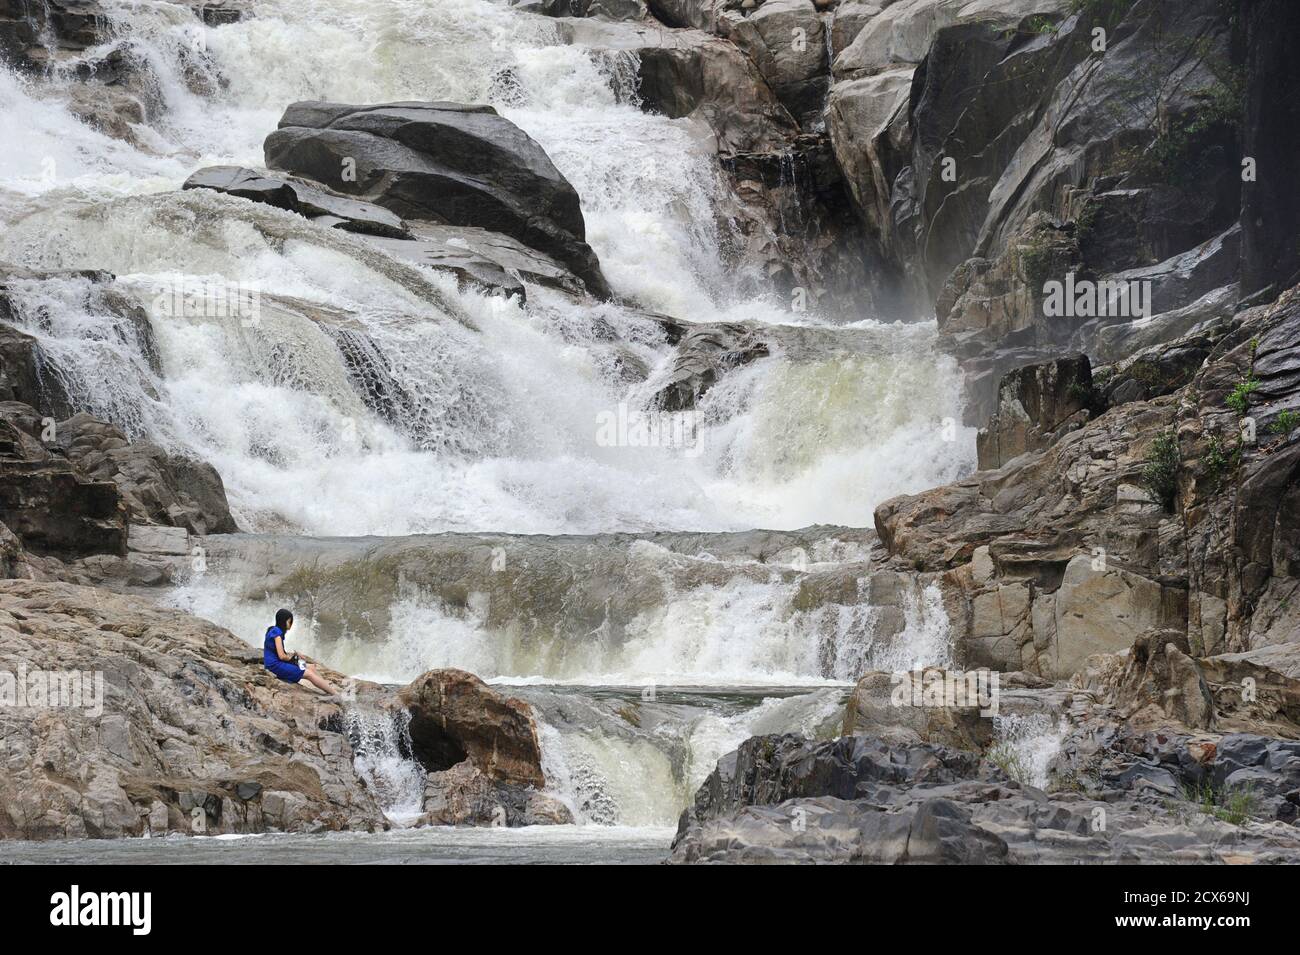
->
[273,635,296,662]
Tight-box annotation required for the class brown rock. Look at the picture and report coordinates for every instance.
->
[0,580,384,840]
[398,669,545,789]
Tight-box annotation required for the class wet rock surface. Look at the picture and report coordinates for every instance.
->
[264,101,613,298]
[670,730,1300,863]
[0,580,569,840]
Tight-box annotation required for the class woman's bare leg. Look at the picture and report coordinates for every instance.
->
[302,665,338,695]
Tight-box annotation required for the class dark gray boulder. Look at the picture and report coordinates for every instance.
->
[263,101,612,298]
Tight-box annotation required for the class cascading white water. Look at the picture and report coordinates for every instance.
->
[0,0,974,536]
[343,705,427,824]
[2,0,978,826]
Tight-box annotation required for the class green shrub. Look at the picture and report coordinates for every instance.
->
[1141,431,1180,512]
[1180,781,1258,826]
[1269,409,1299,441]
[987,744,1031,785]
[1203,434,1240,493]
[1226,374,1260,416]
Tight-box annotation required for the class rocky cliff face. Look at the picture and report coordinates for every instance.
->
[655,0,1300,863]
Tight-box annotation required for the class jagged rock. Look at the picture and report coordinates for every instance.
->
[876,283,1300,684]
[0,323,72,420]
[183,165,411,239]
[1095,311,1233,402]
[556,18,800,155]
[0,581,385,840]
[653,321,770,410]
[976,354,1092,470]
[826,0,1245,409]
[418,759,573,827]
[1198,645,1300,737]
[420,760,507,826]
[718,0,829,126]
[0,403,126,559]
[54,412,238,536]
[264,101,612,298]
[1112,628,1217,730]
[1180,289,1300,652]
[671,731,1300,863]
[830,1,884,57]
[718,138,877,314]
[55,81,149,146]
[842,670,995,750]
[1092,285,1238,369]
[397,668,545,789]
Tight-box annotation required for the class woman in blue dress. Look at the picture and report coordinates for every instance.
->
[264,609,338,695]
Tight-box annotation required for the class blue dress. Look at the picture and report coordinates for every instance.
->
[263,626,305,683]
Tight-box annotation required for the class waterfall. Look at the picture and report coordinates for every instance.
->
[343,704,427,825]
[2,0,977,827]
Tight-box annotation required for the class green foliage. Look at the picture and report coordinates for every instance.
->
[1180,781,1258,826]
[1067,378,1106,416]
[1075,199,1101,246]
[1017,233,1057,289]
[987,744,1031,785]
[1141,430,1180,512]
[1269,409,1300,441]
[1203,434,1240,494]
[1026,15,1059,36]
[1226,374,1260,416]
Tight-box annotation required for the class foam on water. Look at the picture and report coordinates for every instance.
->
[0,0,974,536]
[4,0,979,827]
[992,713,1069,790]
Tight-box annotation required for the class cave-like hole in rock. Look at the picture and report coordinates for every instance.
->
[404,709,469,773]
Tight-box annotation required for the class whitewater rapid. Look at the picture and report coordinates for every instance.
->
[0,0,980,825]
[0,0,974,536]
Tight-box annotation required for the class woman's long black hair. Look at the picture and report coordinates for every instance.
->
[275,608,294,631]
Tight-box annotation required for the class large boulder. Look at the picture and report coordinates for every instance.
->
[54,412,238,536]
[264,102,612,298]
[397,668,544,789]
